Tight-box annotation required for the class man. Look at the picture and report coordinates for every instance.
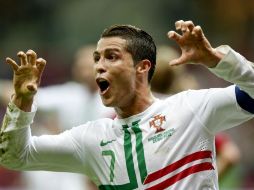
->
[0,20,253,189]
[151,45,241,182]
[0,45,114,130]
[23,45,106,190]
[0,45,110,190]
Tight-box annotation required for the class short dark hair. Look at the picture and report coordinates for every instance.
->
[101,25,156,83]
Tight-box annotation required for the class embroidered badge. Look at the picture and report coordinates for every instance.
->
[149,114,166,133]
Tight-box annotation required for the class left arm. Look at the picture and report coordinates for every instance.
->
[168,20,254,100]
[168,20,254,134]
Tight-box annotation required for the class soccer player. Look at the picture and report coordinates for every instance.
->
[0,20,254,189]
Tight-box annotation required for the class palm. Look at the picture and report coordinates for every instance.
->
[6,50,46,99]
[14,65,40,97]
[168,20,218,67]
[179,33,212,64]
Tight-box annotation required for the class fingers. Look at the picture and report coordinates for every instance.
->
[36,58,46,74]
[17,50,38,66]
[6,50,46,73]
[168,20,204,44]
[167,31,182,43]
[168,20,211,67]
[6,57,19,71]
[27,50,37,66]
[175,20,184,30]
[17,51,28,66]
[175,20,195,34]
[169,55,187,66]
[185,21,194,32]
[191,25,203,38]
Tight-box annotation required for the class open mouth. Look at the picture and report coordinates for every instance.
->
[96,78,110,94]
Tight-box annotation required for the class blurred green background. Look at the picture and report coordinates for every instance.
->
[0,0,254,189]
[1,0,254,83]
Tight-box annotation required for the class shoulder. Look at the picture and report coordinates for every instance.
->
[161,86,235,113]
[90,118,114,128]
[66,118,114,142]
[185,86,235,103]
[75,118,114,133]
[161,90,189,105]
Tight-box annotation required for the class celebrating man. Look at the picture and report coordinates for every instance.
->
[0,20,253,189]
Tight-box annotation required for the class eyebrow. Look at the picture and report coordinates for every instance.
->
[93,48,121,56]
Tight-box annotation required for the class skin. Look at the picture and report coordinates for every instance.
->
[93,37,154,118]
[6,50,46,112]
[3,20,225,190]
[6,20,224,117]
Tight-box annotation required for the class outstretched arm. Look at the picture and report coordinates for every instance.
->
[168,20,254,99]
[0,51,86,174]
[168,20,254,134]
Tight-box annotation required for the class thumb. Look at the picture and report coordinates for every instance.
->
[169,55,188,66]
[6,57,19,71]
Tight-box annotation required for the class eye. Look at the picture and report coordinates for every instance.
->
[106,53,117,61]
[93,54,100,63]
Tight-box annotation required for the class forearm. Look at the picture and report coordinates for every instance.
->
[203,47,225,68]
[0,102,84,173]
[187,45,254,133]
[209,45,254,98]
[12,94,33,112]
[0,101,36,169]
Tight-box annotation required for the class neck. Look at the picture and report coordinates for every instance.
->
[115,90,155,119]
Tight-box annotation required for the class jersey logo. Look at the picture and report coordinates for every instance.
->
[100,139,116,147]
[149,114,166,133]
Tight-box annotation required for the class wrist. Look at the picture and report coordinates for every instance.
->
[11,94,34,112]
[205,48,225,68]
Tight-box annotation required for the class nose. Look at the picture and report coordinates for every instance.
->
[94,60,106,74]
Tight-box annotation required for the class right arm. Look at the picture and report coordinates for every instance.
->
[0,50,86,174]
[0,102,86,173]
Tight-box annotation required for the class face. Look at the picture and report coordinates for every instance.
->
[93,37,137,108]
[73,47,95,85]
[72,47,97,90]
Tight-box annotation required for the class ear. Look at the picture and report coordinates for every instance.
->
[136,59,151,74]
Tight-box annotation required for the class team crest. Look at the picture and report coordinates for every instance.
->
[149,114,166,133]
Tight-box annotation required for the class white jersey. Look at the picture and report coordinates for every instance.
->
[0,46,254,190]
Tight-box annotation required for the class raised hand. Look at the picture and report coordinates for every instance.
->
[6,50,46,111]
[168,20,224,67]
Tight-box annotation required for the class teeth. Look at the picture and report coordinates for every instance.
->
[96,78,107,83]
[99,79,107,82]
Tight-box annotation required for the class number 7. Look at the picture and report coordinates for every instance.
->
[99,120,146,189]
[102,150,116,182]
